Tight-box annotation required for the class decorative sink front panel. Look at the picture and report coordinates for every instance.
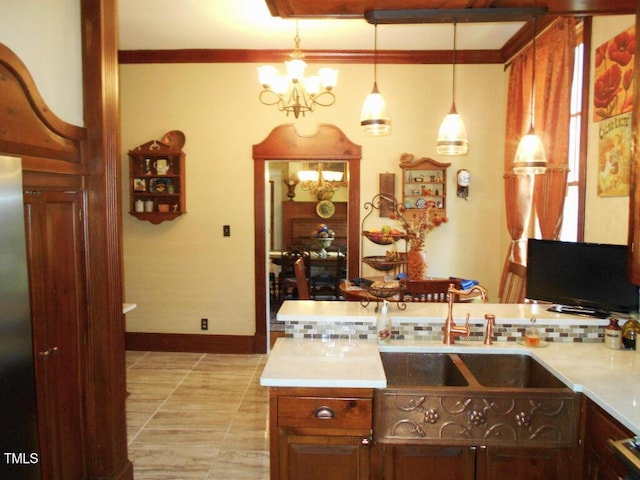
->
[375,390,580,447]
[376,352,580,447]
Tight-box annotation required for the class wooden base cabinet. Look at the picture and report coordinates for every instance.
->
[269,387,373,480]
[24,189,88,479]
[379,444,577,480]
[583,399,633,480]
[381,444,476,480]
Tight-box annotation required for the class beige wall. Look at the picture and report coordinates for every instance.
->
[120,16,633,342]
[585,15,635,244]
[120,61,507,336]
[0,0,83,126]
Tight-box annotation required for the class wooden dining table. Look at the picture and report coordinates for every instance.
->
[339,277,483,303]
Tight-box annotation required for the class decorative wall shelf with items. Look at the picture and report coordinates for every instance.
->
[399,155,450,218]
[128,135,186,224]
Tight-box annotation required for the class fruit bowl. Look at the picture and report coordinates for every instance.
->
[363,283,406,299]
[362,230,406,245]
[363,255,406,272]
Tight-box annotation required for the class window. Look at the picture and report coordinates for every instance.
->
[560,24,586,241]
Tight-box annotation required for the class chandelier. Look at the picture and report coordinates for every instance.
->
[257,22,338,119]
[298,163,347,201]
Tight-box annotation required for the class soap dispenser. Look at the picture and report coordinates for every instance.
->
[377,300,391,344]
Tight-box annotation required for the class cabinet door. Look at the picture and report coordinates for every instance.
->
[478,446,575,480]
[383,444,475,480]
[281,433,369,480]
[24,190,88,480]
[583,400,633,480]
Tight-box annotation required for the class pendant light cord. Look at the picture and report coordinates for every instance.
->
[529,16,537,129]
[452,20,457,106]
[374,22,379,85]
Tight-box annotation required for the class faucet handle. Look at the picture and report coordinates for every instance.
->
[483,313,495,345]
[463,313,471,340]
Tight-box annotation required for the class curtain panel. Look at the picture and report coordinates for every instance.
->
[533,18,576,239]
[503,18,576,270]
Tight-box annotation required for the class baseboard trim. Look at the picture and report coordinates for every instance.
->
[125,332,259,354]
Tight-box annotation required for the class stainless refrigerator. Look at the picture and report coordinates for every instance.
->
[0,155,40,479]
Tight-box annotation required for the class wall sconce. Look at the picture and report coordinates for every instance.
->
[283,178,299,201]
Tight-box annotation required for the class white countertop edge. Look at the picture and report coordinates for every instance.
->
[276,300,611,325]
[261,337,640,434]
[261,379,387,389]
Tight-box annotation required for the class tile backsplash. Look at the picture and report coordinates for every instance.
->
[284,319,605,343]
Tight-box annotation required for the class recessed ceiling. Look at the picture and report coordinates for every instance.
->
[118,0,634,54]
[118,0,531,52]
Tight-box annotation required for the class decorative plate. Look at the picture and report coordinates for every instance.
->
[150,178,170,193]
[415,198,427,209]
[316,200,335,219]
[161,130,186,149]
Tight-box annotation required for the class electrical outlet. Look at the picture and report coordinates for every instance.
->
[223,225,230,237]
[201,318,208,330]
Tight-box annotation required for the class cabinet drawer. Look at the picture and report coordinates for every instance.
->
[278,396,372,431]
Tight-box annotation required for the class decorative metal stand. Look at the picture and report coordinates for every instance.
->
[359,193,408,311]
[360,284,407,311]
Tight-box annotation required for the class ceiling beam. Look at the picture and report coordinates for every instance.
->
[364,7,548,24]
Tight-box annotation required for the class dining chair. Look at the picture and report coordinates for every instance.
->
[310,246,347,300]
[403,278,461,303]
[498,261,527,303]
[294,257,310,300]
[278,244,309,300]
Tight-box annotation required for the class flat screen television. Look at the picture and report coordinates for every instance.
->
[526,239,639,317]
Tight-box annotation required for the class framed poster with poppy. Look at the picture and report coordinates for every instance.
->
[593,25,635,122]
[597,112,631,196]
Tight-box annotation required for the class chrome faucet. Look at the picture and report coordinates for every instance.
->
[443,284,488,345]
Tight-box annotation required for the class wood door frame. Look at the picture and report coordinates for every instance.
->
[253,124,361,353]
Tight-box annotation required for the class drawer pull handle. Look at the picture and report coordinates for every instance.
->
[314,406,335,419]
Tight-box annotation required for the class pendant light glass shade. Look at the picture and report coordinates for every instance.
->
[360,24,391,136]
[513,17,546,175]
[436,103,469,155]
[436,21,468,156]
[361,82,391,135]
[513,126,547,174]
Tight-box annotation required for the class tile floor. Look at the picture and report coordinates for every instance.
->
[126,351,270,479]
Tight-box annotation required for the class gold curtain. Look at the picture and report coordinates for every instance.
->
[503,17,576,269]
[503,49,534,264]
[533,18,576,239]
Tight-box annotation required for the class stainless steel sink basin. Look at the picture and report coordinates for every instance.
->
[380,352,468,387]
[457,353,566,389]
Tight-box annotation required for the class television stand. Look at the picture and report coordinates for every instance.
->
[547,304,610,319]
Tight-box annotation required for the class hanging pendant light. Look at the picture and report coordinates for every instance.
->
[361,23,391,136]
[513,17,547,175]
[436,20,469,156]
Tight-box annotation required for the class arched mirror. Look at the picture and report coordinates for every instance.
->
[253,124,361,351]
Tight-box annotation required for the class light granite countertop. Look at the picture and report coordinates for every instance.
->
[261,301,640,434]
